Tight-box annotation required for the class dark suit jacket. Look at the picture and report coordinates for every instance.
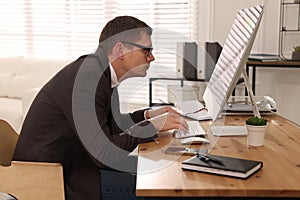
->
[13,47,157,200]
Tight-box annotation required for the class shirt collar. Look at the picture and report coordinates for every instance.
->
[109,63,120,88]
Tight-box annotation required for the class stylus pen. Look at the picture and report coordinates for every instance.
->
[179,114,198,121]
[196,153,224,165]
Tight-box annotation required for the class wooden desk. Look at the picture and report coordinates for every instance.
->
[136,115,300,197]
[0,161,64,200]
[246,60,300,95]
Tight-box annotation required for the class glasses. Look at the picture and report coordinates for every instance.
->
[122,41,153,57]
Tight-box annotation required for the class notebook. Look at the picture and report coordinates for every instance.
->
[182,154,263,179]
[248,53,279,62]
[174,100,211,121]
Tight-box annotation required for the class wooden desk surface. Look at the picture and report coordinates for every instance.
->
[136,115,300,197]
[0,161,64,200]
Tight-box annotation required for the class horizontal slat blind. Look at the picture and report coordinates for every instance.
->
[117,0,195,105]
[0,0,200,106]
[27,0,69,57]
[0,1,27,56]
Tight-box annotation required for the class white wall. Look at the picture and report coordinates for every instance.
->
[205,0,300,125]
[212,0,281,54]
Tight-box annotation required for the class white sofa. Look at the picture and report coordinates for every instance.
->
[0,57,72,133]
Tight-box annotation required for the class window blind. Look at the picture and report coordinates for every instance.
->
[0,0,200,106]
[117,0,199,106]
[0,0,27,56]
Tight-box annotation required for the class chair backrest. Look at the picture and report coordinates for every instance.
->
[0,120,19,166]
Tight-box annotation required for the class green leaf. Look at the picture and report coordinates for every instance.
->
[246,116,267,126]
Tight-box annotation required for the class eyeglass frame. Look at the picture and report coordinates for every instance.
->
[121,41,153,57]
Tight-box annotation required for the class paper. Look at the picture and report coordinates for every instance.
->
[175,100,211,121]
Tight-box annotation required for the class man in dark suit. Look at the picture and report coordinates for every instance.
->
[13,16,188,200]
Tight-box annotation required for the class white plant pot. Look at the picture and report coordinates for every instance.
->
[246,124,267,146]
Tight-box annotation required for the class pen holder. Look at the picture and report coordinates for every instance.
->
[246,124,267,146]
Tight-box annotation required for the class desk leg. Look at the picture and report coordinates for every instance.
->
[149,79,153,107]
[252,66,256,95]
[246,65,249,96]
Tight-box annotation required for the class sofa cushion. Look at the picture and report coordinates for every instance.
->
[0,56,23,97]
[6,58,70,99]
[0,73,13,97]
[0,98,22,133]
[0,56,22,74]
[22,87,41,119]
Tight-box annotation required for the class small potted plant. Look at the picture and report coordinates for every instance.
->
[292,46,300,61]
[246,116,267,126]
[245,116,267,146]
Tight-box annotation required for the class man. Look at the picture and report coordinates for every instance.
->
[13,16,188,200]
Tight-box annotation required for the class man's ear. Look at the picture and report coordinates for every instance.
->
[113,42,124,60]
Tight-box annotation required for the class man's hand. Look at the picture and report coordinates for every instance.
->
[148,109,188,132]
[146,106,179,119]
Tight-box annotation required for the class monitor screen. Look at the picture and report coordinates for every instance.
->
[203,5,264,121]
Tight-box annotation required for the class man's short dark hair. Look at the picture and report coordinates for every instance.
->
[99,16,152,54]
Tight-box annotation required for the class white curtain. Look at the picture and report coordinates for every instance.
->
[0,0,201,106]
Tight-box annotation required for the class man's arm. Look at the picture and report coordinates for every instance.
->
[71,55,157,170]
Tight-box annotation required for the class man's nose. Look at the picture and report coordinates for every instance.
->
[147,51,155,62]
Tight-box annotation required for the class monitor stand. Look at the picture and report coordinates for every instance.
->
[209,66,261,137]
[242,65,261,118]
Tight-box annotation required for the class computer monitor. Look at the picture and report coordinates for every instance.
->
[203,5,264,121]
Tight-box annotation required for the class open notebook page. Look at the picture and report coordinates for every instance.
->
[174,100,211,121]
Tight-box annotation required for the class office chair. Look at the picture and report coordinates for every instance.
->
[0,119,19,166]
